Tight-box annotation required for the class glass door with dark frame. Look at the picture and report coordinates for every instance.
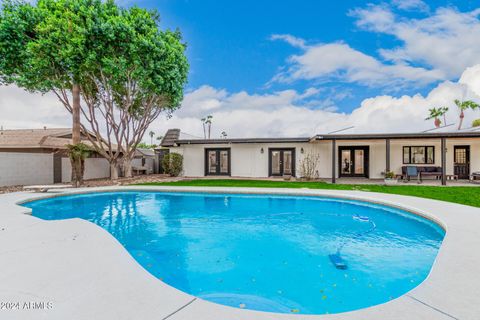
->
[454,146,470,179]
[205,148,231,176]
[339,147,369,178]
[269,149,295,177]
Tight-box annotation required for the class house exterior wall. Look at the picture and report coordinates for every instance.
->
[0,152,53,187]
[173,137,480,179]
[173,143,310,178]
[61,157,111,183]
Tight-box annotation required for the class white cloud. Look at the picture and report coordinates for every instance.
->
[391,0,429,12]
[353,6,480,78]
[272,5,480,89]
[270,34,307,49]
[270,39,444,87]
[148,64,480,138]
[0,85,71,129]
[351,5,396,32]
[3,66,480,141]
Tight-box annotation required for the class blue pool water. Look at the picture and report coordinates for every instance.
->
[23,191,444,315]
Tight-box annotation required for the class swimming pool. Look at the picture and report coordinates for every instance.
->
[23,191,444,315]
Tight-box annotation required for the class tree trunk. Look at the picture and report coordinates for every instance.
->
[71,83,83,187]
[70,157,79,187]
[123,157,133,178]
[72,84,81,144]
[458,110,465,130]
[110,161,118,180]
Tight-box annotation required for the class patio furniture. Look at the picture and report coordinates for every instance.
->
[23,184,72,193]
[419,166,443,181]
[470,172,480,183]
[401,166,443,183]
[402,166,420,183]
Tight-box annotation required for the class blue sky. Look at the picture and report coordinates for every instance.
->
[139,0,479,112]
[2,0,480,137]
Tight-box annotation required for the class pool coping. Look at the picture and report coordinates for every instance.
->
[0,186,479,320]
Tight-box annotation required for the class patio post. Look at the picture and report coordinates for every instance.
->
[441,137,447,185]
[386,138,391,172]
[332,139,336,184]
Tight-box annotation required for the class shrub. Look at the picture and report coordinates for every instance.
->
[299,152,320,180]
[472,119,480,127]
[162,153,183,176]
[384,171,395,179]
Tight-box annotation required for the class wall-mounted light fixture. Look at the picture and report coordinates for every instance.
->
[300,147,304,154]
[260,147,264,154]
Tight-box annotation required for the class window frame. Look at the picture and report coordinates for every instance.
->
[402,146,435,165]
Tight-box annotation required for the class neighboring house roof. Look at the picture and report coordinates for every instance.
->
[160,128,181,147]
[0,128,73,149]
[0,128,117,152]
[135,148,155,157]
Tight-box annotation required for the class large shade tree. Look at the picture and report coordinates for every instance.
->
[0,0,188,180]
[0,0,100,186]
[76,5,188,178]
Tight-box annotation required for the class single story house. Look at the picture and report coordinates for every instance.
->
[159,128,480,185]
[0,128,111,187]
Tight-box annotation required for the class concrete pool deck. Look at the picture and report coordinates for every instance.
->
[0,186,479,320]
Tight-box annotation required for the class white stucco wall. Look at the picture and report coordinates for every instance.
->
[174,143,311,178]
[61,157,111,183]
[173,138,480,179]
[0,152,53,187]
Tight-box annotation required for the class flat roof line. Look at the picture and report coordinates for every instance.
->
[172,131,480,145]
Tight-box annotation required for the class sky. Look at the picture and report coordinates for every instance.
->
[2,0,480,140]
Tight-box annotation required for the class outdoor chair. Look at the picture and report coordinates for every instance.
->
[404,166,420,183]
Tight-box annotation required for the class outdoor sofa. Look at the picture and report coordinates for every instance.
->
[401,166,443,182]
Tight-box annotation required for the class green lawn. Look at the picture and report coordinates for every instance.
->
[138,179,480,208]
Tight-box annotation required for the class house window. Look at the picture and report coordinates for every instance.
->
[403,146,435,164]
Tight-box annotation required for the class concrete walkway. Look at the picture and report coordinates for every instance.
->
[0,186,479,320]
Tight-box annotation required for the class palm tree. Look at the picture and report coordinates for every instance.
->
[455,100,479,130]
[426,106,449,128]
[206,115,213,139]
[425,108,443,128]
[221,131,227,139]
[66,143,91,187]
[149,131,155,145]
[201,115,213,139]
[439,106,449,126]
[201,117,206,139]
